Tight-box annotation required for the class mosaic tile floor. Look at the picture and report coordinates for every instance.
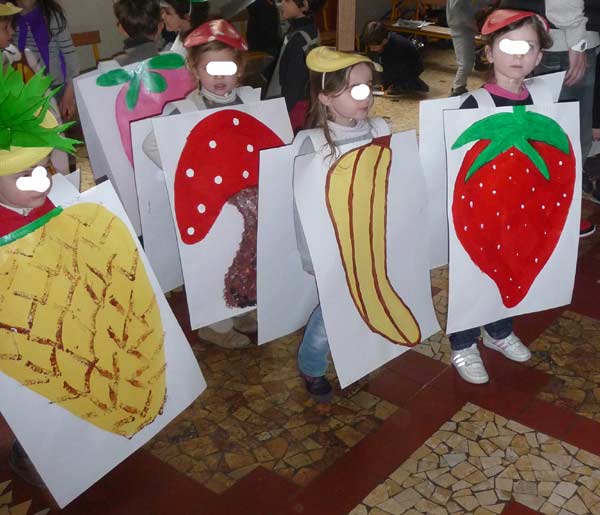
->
[3,46,600,515]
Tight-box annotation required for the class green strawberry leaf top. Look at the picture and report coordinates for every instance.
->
[452,105,570,181]
[0,66,80,153]
[96,53,186,110]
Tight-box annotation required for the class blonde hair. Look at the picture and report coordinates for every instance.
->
[185,40,246,82]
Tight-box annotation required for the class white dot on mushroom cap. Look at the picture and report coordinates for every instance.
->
[242,170,249,179]
[510,152,514,156]
[209,140,217,149]
[461,195,465,200]
[526,168,530,173]
[531,187,535,192]
[492,190,496,195]
[521,204,525,209]
[186,168,195,178]
[559,160,563,166]
[492,164,497,170]
[197,204,206,214]
[557,202,560,206]
[469,201,474,208]
[563,193,567,198]
[497,244,501,250]
[247,144,254,152]
[509,176,512,181]
[534,257,538,263]
[464,225,468,231]
[496,211,500,217]
[479,182,483,188]
[542,205,545,210]
[214,175,223,184]
[233,118,240,126]
[480,223,484,229]
[187,227,195,236]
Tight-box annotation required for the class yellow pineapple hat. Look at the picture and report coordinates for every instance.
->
[306,46,383,73]
[0,2,22,16]
[0,66,80,176]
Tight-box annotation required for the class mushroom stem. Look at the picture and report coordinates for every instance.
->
[223,186,258,308]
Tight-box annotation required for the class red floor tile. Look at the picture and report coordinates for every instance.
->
[502,501,542,514]
[564,413,600,456]
[513,398,578,441]
[385,350,448,387]
[366,368,424,407]
[512,307,565,345]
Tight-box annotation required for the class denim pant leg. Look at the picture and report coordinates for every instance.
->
[297,304,330,377]
[483,317,513,340]
[450,327,481,351]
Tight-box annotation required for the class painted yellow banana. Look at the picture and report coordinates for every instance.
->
[325,142,421,345]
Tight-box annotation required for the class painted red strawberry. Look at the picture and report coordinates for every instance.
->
[451,105,575,308]
[96,54,195,165]
[174,109,284,307]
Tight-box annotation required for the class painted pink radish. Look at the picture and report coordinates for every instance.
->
[97,54,195,165]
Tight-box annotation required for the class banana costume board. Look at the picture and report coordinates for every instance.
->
[257,136,319,345]
[419,71,565,269]
[153,98,293,330]
[445,102,581,334]
[294,129,440,388]
[0,177,206,508]
[73,54,196,235]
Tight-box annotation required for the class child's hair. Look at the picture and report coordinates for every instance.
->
[113,0,161,40]
[486,14,552,50]
[290,0,326,16]
[161,0,189,18]
[15,0,67,37]
[306,63,374,157]
[186,39,246,77]
[160,0,208,38]
[362,20,388,49]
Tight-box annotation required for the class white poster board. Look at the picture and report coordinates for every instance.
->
[153,98,293,330]
[294,131,440,388]
[419,72,565,269]
[445,102,581,334]
[257,137,319,345]
[0,179,206,508]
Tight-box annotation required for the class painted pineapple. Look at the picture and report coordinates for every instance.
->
[0,67,166,437]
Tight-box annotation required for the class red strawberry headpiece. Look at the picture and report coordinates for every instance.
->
[183,19,248,51]
[482,9,549,35]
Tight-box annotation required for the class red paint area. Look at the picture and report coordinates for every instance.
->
[452,139,575,307]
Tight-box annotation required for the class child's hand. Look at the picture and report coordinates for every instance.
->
[594,128,600,141]
[60,83,76,121]
[564,49,587,86]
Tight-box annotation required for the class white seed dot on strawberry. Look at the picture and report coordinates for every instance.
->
[556,202,560,206]
[242,170,249,179]
[214,175,223,184]
[509,176,512,180]
[542,205,545,210]
[518,286,521,289]
[535,257,538,263]
[469,201,474,208]
[493,269,497,273]
[186,168,195,178]
[187,227,195,236]
[197,204,206,214]
[492,164,497,170]
[497,244,501,250]
[559,160,563,166]
[531,187,535,192]
[496,212,500,217]
[510,152,514,156]
[521,204,525,209]
[479,182,483,188]
[480,223,484,229]
[563,193,567,198]
[492,190,496,195]
[247,144,254,152]
[209,140,217,149]
[526,168,530,173]
[507,225,510,230]
[233,118,240,126]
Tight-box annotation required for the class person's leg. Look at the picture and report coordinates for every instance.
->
[197,318,251,349]
[450,27,476,94]
[483,318,512,340]
[482,317,530,362]
[449,327,489,384]
[298,305,330,377]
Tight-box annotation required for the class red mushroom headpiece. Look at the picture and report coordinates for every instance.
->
[183,19,248,51]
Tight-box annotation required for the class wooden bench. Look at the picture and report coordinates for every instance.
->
[72,30,101,64]
[384,22,484,45]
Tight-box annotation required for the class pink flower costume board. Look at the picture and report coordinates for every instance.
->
[0,175,206,508]
[418,71,565,268]
[152,98,293,330]
[73,54,196,235]
[445,101,581,334]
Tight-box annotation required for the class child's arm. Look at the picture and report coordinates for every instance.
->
[51,12,80,120]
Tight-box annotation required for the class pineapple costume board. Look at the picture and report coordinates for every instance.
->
[0,179,206,508]
[418,72,565,269]
[153,98,293,330]
[73,54,196,235]
[445,102,581,334]
[293,129,440,388]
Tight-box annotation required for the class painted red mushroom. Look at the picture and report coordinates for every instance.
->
[174,109,284,307]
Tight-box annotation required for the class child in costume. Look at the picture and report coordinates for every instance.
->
[267,0,324,131]
[449,9,552,384]
[0,65,78,486]
[0,2,21,64]
[142,20,258,349]
[294,46,390,400]
[113,0,162,66]
[160,0,209,56]
[12,0,79,121]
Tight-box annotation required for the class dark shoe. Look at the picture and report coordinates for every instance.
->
[582,172,594,195]
[301,373,333,402]
[450,86,468,97]
[8,441,45,488]
[580,220,596,238]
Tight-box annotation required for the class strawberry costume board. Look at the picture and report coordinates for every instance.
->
[293,129,440,388]
[444,102,581,334]
[0,177,206,508]
[73,54,196,235]
[418,71,565,269]
[153,98,293,330]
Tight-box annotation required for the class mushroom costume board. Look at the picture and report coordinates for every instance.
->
[445,102,581,334]
[294,129,440,388]
[418,71,565,269]
[73,54,196,235]
[0,177,206,508]
[153,98,293,330]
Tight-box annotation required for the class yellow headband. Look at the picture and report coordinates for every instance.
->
[306,46,383,73]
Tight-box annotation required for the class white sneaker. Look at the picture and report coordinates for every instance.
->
[197,327,251,349]
[482,330,531,362]
[451,343,489,384]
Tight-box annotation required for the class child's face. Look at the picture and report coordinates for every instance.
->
[487,23,543,85]
[280,0,307,21]
[194,48,240,97]
[0,19,14,49]
[161,5,187,33]
[0,158,52,209]
[319,63,374,127]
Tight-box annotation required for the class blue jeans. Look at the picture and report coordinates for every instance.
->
[450,318,513,351]
[536,48,598,163]
[297,304,330,377]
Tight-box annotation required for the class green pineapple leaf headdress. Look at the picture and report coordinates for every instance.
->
[0,65,81,176]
